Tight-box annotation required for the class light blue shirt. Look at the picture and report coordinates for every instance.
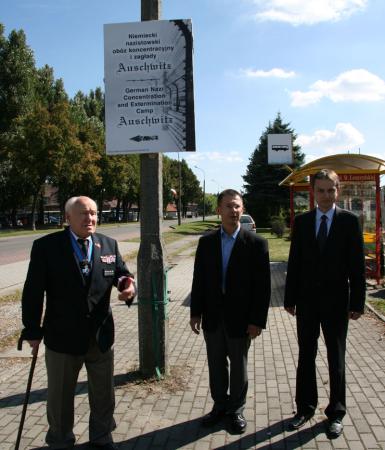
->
[315,205,335,237]
[221,225,240,292]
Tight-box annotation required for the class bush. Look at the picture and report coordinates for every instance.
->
[271,219,286,238]
[270,209,288,238]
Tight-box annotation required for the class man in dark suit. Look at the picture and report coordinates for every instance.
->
[284,169,366,439]
[21,196,136,450]
[190,189,271,434]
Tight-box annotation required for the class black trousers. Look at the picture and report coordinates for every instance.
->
[204,319,251,414]
[295,307,349,420]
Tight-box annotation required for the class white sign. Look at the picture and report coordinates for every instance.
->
[267,134,293,165]
[104,19,195,154]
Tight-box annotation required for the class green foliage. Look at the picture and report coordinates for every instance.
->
[163,155,201,213]
[205,194,217,216]
[243,113,305,227]
[0,27,36,132]
[270,217,286,239]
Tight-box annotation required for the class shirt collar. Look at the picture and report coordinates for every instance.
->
[69,229,92,243]
[316,205,335,222]
[220,224,241,240]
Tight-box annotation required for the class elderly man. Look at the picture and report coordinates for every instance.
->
[21,196,135,450]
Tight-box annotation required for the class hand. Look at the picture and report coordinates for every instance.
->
[118,277,136,303]
[27,340,41,356]
[247,324,262,339]
[190,316,201,334]
[285,307,296,316]
[349,311,362,320]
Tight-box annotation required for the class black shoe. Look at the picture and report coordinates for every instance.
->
[288,413,314,430]
[326,419,343,439]
[227,413,247,434]
[201,409,226,427]
[89,443,118,450]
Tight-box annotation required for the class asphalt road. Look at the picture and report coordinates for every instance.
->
[0,217,208,266]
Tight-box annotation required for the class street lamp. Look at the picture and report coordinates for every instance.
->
[194,165,206,221]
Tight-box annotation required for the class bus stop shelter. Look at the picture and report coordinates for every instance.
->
[279,153,385,282]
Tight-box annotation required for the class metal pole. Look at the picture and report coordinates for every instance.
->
[203,177,205,221]
[177,153,182,226]
[138,0,168,377]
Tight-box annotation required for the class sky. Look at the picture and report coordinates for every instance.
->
[2,0,385,194]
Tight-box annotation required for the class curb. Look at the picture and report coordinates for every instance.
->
[365,301,385,323]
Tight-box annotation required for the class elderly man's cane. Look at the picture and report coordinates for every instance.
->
[14,338,39,450]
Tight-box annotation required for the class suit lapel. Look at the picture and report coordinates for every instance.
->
[308,209,318,245]
[89,233,102,285]
[213,229,223,288]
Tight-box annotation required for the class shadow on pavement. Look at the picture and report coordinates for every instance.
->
[0,371,148,408]
[110,417,325,449]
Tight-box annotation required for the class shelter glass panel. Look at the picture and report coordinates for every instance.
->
[337,175,377,276]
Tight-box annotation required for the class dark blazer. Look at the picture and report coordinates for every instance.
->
[284,206,366,314]
[21,228,131,355]
[190,227,271,337]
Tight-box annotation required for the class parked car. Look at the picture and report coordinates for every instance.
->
[240,214,256,232]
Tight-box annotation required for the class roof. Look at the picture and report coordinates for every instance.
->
[279,153,385,186]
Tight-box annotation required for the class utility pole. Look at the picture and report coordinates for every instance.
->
[177,153,182,226]
[137,0,168,377]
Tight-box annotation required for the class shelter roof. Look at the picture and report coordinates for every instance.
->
[279,153,385,186]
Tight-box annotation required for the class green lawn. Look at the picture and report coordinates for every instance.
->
[258,232,291,262]
[161,223,291,261]
[368,299,385,316]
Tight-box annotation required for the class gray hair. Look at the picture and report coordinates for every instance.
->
[64,196,97,214]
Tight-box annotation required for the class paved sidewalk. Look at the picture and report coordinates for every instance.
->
[1,237,385,449]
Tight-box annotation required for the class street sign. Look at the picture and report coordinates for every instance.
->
[104,19,196,154]
[267,134,293,165]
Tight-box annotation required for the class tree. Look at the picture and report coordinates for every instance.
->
[0,26,36,132]
[243,113,305,227]
[0,25,38,223]
[162,156,201,216]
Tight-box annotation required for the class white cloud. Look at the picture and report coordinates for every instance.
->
[297,122,365,153]
[250,0,368,25]
[290,69,385,107]
[185,151,244,164]
[239,68,296,79]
